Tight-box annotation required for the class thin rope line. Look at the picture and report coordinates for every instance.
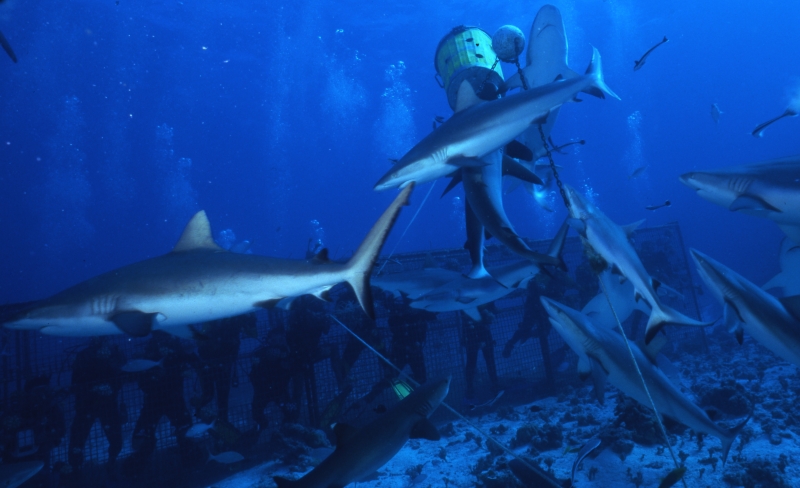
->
[376,181,436,275]
[598,278,687,487]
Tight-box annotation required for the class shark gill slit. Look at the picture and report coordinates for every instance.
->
[329,313,558,483]
[598,277,686,487]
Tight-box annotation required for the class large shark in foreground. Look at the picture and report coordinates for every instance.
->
[373,47,618,191]
[763,238,800,296]
[680,155,800,243]
[0,461,43,488]
[691,249,800,367]
[411,220,569,319]
[564,185,709,343]
[3,185,414,337]
[541,297,748,464]
[273,377,450,488]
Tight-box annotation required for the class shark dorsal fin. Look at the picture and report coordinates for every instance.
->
[454,80,483,112]
[173,211,225,253]
[312,248,330,263]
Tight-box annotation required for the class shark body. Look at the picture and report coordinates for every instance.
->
[3,186,413,337]
[273,377,450,488]
[564,185,709,344]
[541,297,747,464]
[680,156,800,243]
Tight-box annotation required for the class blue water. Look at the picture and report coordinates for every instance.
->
[0,0,798,303]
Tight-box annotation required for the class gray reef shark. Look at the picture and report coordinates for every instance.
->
[372,266,461,300]
[691,248,800,367]
[504,4,578,163]
[411,220,568,319]
[763,238,800,296]
[0,461,43,488]
[3,185,413,337]
[273,376,451,488]
[541,297,748,464]
[680,155,800,243]
[564,185,709,343]
[373,47,618,191]
[581,269,651,326]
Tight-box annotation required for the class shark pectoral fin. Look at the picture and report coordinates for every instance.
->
[172,211,226,253]
[410,418,441,441]
[441,172,463,197]
[255,299,282,309]
[641,334,668,364]
[451,157,488,168]
[566,218,586,235]
[621,219,645,237]
[729,194,781,213]
[333,422,359,446]
[779,295,800,323]
[463,307,481,321]
[589,357,608,405]
[577,355,592,381]
[505,140,534,161]
[313,288,333,302]
[502,157,544,185]
[110,311,159,337]
[735,327,744,345]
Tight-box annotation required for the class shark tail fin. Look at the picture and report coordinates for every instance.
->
[644,303,711,344]
[583,47,620,100]
[273,476,299,488]
[722,411,753,466]
[547,218,570,271]
[345,184,414,319]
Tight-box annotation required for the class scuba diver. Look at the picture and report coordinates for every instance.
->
[192,312,257,422]
[66,338,126,482]
[348,292,433,410]
[461,304,501,400]
[0,375,66,485]
[121,331,204,478]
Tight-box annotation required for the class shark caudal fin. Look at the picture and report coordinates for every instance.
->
[583,47,620,100]
[644,302,711,344]
[345,184,414,319]
[722,411,753,466]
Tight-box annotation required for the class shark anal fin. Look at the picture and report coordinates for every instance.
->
[505,140,534,161]
[410,418,441,441]
[456,296,477,304]
[110,311,159,337]
[254,299,283,309]
[729,194,781,213]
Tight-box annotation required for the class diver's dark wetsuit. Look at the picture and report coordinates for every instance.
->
[193,313,255,421]
[122,332,203,477]
[0,376,66,486]
[462,306,500,399]
[68,339,125,479]
[249,325,296,430]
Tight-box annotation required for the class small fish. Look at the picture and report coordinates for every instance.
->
[710,103,723,123]
[751,108,798,138]
[634,36,668,71]
[629,165,648,179]
[0,29,17,63]
[208,450,245,464]
[466,390,505,410]
[571,438,601,485]
[186,420,216,438]
[121,358,163,372]
[646,200,671,211]
[550,137,586,154]
[658,466,687,488]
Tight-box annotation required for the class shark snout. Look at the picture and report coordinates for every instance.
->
[679,172,701,190]
[690,248,731,288]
